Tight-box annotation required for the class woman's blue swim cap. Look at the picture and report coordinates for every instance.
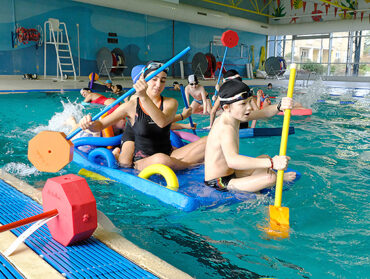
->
[131,65,145,84]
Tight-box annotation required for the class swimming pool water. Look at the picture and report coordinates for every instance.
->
[0,83,369,278]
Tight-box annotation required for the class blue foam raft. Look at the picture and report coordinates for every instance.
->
[196,127,295,138]
[72,135,301,212]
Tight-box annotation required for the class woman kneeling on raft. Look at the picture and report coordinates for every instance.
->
[79,61,206,171]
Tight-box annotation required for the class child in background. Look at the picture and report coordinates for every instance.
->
[185,74,212,114]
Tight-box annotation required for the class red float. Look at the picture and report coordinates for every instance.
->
[221,30,239,48]
[0,174,97,247]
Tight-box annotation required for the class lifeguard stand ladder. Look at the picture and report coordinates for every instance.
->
[44,18,76,81]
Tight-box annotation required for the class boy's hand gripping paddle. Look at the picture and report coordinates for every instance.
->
[212,30,239,105]
[179,85,197,135]
[28,47,191,172]
[266,64,297,238]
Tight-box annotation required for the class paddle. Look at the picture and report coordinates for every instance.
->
[28,46,191,173]
[266,64,297,238]
[212,30,239,105]
[179,85,197,135]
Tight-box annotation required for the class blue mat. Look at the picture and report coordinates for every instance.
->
[0,179,157,279]
[0,254,23,279]
[72,144,301,212]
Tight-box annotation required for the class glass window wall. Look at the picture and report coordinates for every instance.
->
[267,31,370,77]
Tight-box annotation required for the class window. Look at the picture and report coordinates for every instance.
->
[267,31,370,76]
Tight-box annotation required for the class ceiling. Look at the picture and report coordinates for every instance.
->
[176,0,269,23]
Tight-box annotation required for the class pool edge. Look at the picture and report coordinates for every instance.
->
[0,169,193,279]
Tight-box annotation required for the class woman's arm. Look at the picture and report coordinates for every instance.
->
[79,101,133,132]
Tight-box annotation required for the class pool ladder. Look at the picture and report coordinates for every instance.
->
[44,18,76,81]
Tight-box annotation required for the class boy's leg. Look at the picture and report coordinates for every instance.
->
[171,136,207,165]
[112,141,135,168]
[228,170,276,193]
[134,153,192,171]
[190,101,201,113]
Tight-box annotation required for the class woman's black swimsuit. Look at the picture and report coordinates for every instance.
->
[121,97,172,162]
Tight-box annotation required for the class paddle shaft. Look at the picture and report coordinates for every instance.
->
[274,65,296,207]
[0,209,58,233]
[180,85,197,135]
[67,46,191,140]
[212,47,228,105]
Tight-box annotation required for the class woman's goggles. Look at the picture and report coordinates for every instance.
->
[144,62,169,73]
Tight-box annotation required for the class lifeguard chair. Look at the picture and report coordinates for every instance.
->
[44,18,76,81]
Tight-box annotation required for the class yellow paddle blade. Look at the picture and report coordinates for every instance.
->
[266,205,290,238]
[78,168,111,181]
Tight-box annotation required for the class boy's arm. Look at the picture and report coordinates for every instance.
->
[250,99,259,128]
[209,98,220,127]
[221,125,271,170]
[83,94,92,103]
[185,86,191,106]
[170,122,196,130]
[173,107,192,123]
[248,97,293,120]
[201,88,208,114]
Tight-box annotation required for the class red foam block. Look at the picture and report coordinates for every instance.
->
[42,174,97,246]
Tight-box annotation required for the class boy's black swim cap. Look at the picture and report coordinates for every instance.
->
[223,70,242,81]
[219,80,251,106]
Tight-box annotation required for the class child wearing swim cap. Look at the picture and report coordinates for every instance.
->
[204,79,296,193]
[209,69,259,128]
[185,74,212,114]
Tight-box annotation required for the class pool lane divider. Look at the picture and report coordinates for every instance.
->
[265,63,297,239]
[27,46,191,173]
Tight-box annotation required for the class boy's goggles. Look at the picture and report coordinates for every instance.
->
[219,91,250,104]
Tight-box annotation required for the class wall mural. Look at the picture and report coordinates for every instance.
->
[269,0,370,24]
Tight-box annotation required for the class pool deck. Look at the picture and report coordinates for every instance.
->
[0,170,193,279]
[0,75,368,93]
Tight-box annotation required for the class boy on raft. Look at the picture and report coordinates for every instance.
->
[204,80,296,193]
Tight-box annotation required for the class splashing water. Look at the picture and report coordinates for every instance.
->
[294,78,329,109]
[3,162,40,177]
[31,100,85,135]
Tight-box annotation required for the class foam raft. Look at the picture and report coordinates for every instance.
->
[196,127,295,138]
[72,135,301,212]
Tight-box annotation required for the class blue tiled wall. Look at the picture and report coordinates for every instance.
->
[0,0,266,77]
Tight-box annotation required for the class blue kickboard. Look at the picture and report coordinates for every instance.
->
[72,146,301,212]
[196,127,295,138]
